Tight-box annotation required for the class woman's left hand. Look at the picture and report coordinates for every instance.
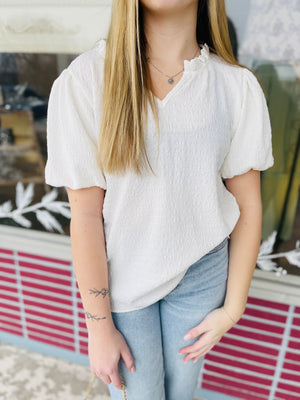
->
[178,306,240,363]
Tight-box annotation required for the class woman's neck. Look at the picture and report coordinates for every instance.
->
[142,1,199,66]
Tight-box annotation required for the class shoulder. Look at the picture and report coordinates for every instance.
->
[50,38,107,104]
[67,38,106,78]
[209,52,262,93]
[208,53,266,114]
[208,53,268,136]
[53,38,106,89]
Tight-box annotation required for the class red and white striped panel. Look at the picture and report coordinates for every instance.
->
[0,247,77,352]
[197,297,300,400]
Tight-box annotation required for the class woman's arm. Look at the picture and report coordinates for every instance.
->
[67,186,114,333]
[222,169,263,322]
[66,185,135,388]
[179,169,264,362]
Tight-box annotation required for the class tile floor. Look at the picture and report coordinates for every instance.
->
[0,341,109,400]
[0,341,203,400]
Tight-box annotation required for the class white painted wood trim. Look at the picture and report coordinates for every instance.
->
[0,1,112,53]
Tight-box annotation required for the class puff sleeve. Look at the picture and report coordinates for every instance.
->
[220,68,274,179]
[44,68,107,190]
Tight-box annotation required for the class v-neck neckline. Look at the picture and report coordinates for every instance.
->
[153,71,190,108]
[151,43,210,108]
[96,39,210,108]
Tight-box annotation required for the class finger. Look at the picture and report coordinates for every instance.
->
[179,335,210,354]
[184,344,212,362]
[193,354,204,363]
[183,319,209,341]
[184,349,208,363]
[110,369,124,391]
[121,345,135,373]
[184,343,212,361]
[193,344,214,362]
[179,341,202,355]
[97,372,111,385]
[192,352,205,363]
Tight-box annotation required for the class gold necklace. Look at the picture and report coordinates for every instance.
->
[146,45,200,84]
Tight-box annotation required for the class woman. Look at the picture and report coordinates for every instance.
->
[45,0,274,399]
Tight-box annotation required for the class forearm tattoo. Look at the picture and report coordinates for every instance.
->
[84,287,110,322]
[89,287,110,298]
[84,311,106,321]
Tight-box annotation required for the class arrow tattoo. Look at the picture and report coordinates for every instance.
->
[84,311,107,321]
[89,287,110,299]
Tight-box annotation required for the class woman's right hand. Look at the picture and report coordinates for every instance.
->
[88,324,135,390]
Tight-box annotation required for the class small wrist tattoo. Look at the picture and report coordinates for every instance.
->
[84,311,107,322]
[89,287,110,299]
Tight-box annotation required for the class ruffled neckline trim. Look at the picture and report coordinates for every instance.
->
[183,43,210,72]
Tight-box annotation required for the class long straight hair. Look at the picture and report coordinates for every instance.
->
[96,0,249,177]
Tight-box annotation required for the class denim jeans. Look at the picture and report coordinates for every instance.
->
[107,236,229,400]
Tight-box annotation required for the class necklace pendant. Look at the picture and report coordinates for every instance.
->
[168,77,174,84]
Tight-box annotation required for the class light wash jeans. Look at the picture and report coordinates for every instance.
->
[108,236,229,400]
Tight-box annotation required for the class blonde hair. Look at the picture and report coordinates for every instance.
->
[97,0,251,177]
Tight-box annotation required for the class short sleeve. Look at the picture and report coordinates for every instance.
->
[44,68,107,190]
[220,68,274,179]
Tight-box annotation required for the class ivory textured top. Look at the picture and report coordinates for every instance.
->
[45,39,274,312]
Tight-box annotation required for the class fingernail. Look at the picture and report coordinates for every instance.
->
[130,366,135,373]
[184,333,192,340]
